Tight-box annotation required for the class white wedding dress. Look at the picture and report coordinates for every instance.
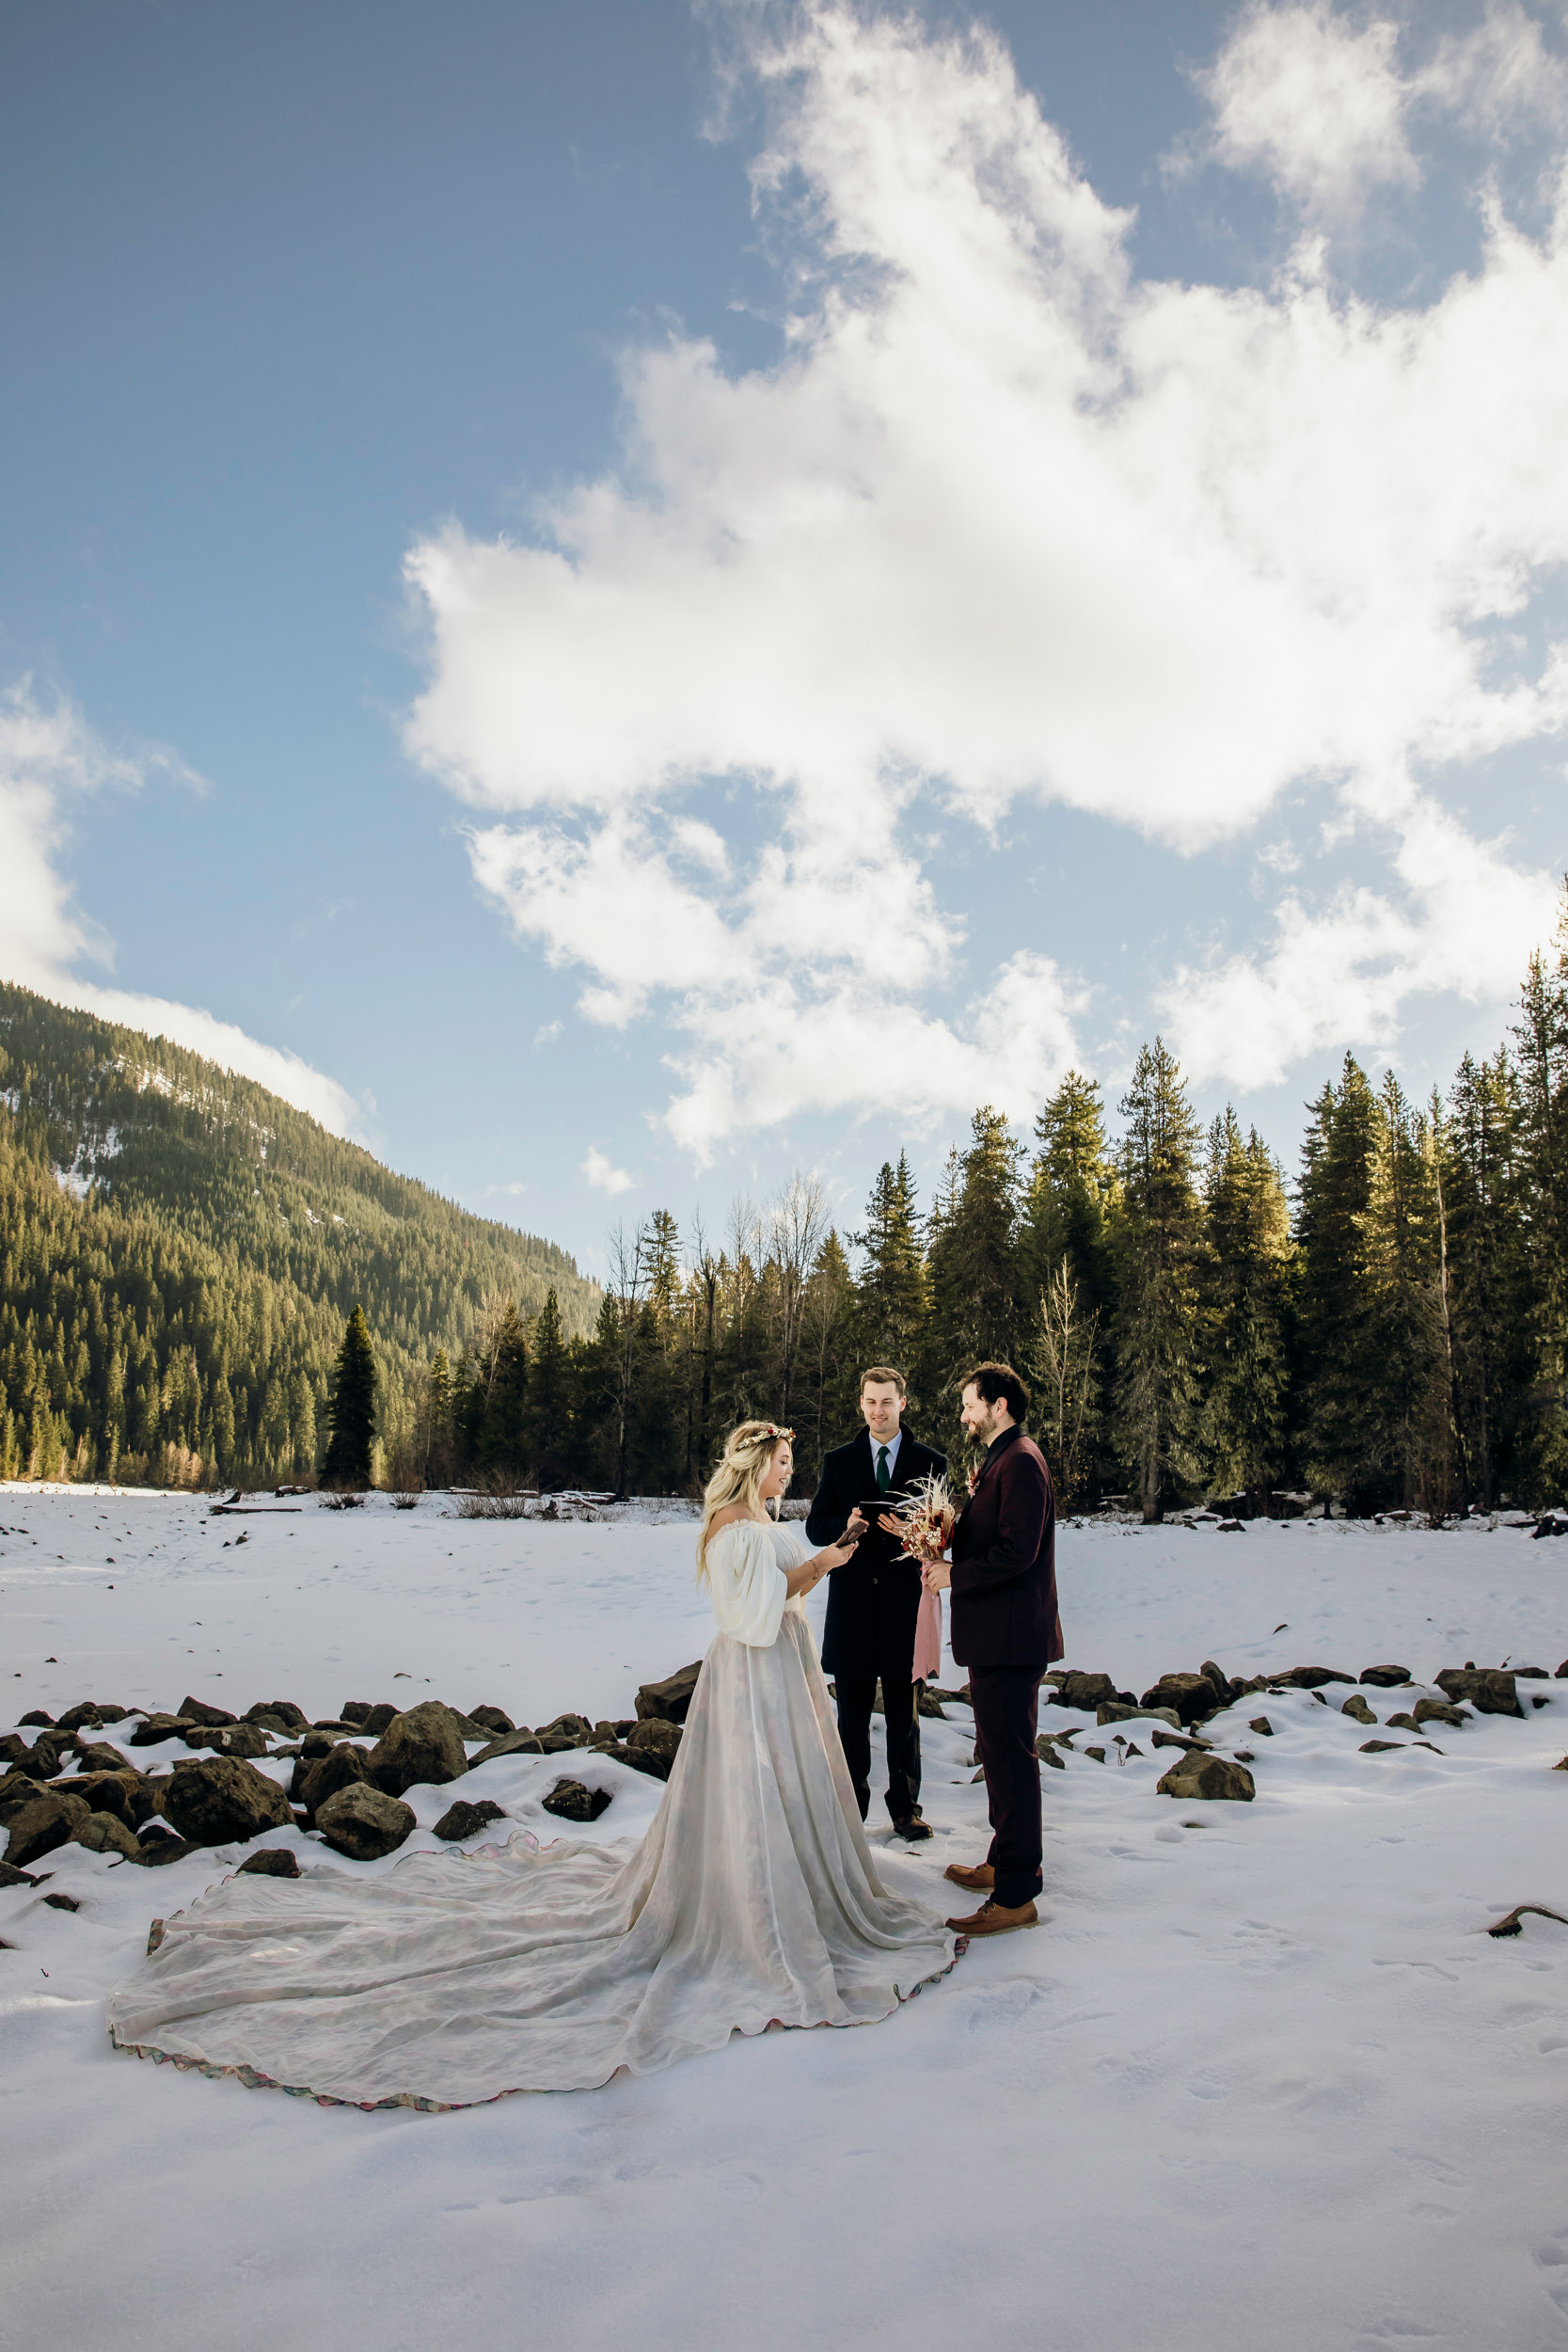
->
[107,1520,958,2108]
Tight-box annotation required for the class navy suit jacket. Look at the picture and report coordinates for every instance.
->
[949,1424,1064,1671]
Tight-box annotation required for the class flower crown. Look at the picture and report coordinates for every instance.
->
[733,1422,794,1448]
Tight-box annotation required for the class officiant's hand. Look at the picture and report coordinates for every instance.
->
[876,1510,904,1536]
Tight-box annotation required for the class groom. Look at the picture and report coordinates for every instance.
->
[922,1360,1063,1937]
[807,1366,946,1841]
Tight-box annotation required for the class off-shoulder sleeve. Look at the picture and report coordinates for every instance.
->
[705,1521,790,1647]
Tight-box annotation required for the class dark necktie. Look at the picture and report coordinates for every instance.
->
[877,1445,890,1494]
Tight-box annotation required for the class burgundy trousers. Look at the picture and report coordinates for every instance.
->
[969,1662,1046,1908]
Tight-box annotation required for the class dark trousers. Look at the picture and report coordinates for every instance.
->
[971,1663,1046,1908]
[835,1674,922,1823]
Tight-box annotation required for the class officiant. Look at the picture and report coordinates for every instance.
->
[806,1366,946,1842]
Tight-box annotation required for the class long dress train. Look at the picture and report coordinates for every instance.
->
[106,1520,958,2106]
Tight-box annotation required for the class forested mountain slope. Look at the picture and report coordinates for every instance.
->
[0,985,598,1486]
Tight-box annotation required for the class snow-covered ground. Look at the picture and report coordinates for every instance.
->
[5,1486,1568,2351]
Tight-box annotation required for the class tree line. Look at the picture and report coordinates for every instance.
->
[407,890,1568,1518]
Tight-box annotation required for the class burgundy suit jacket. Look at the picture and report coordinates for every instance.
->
[949,1424,1064,1671]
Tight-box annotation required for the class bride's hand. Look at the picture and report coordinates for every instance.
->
[785,1534,854,1596]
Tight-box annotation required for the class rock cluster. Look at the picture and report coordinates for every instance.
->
[164,1757,293,1846]
[1044,1670,1126,1711]
[292,1741,372,1820]
[636,1664,702,1724]
[1155,1753,1255,1803]
[315,1784,416,1860]
[1434,1667,1524,1718]
[2,1788,94,1869]
[27,1635,1534,1869]
[71,1811,142,1859]
[3,1662,708,1877]
[1024,1648,1561,1800]
[468,1667,703,1785]
[433,1798,507,1842]
[541,1779,612,1824]
[366,1701,469,1796]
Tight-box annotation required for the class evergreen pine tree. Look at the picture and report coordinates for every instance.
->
[322,1304,377,1488]
[1022,1071,1117,1312]
[644,1211,682,1323]
[1294,1054,1381,1507]
[1513,886,1568,1492]
[523,1288,576,1489]
[1113,1040,1204,1521]
[212,1374,236,1481]
[1363,1074,1447,1512]
[260,1372,289,1471]
[1022,1071,1117,1499]
[629,1295,682,1492]
[925,1108,1023,1385]
[478,1303,530,1481]
[421,1347,453,1486]
[853,1154,929,1376]
[799,1231,858,1475]
[1443,1051,1527,1505]
[577,1293,626,1489]
[289,1368,316,1473]
[1200,1111,1291,1509]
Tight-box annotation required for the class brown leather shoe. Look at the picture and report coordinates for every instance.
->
[943,1861,994,1891]
[946,1899,1038,1935]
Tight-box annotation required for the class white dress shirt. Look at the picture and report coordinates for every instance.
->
[870,1427,903,1487]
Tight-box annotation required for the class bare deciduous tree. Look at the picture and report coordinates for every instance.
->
[685,1213,721,1486]
[1034,1258,1101,1507]
[607,1219,650,1497]
[768,1172,828,1426]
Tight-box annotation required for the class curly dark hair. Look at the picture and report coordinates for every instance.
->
[961,1360,1030,1423]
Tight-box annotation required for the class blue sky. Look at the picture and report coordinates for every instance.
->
[2,0,1565,1274]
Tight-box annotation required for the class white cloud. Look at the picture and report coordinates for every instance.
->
[659,949,1085,1159]
[0,680,364,1139]
[1419,3,1568,145]
[581,1146,635,1195]
[1193,2,1568,222]
[404,3,1566,1149]
[1160,793,1559,1086]
[1196,2,1417,222]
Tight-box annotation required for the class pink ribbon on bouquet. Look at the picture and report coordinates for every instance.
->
[912,1587,942,1683]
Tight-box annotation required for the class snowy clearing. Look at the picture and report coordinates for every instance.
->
[5,1489,1568,2350]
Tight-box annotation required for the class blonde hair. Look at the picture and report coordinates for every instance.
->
[697,1421,794,1578]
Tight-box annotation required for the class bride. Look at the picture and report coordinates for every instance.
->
[108,1422,959,2108]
